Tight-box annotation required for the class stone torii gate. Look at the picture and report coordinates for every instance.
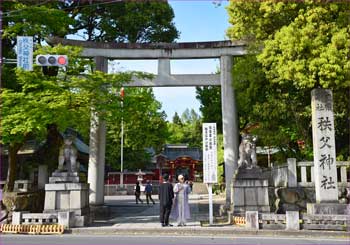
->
[47,37,247,207]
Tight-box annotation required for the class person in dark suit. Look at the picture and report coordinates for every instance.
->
[159,173,174,227]
[135,182,143,204]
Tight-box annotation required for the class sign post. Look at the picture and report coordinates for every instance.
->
[17,36,33,71]
[203,123,218,225]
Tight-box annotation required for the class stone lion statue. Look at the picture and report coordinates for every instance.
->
[237,134,258,169]
[58,135,78,172]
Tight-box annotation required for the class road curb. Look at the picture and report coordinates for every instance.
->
[69,226,349,239]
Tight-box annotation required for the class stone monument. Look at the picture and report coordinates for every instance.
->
[43,133,90,227]
[308,89,348,215]
[231,135,270,213]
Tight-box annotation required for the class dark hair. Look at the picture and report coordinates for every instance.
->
[163,173,169,181]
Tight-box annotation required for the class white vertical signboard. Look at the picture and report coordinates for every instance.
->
[203,123,218,183]
[203,123,217,225]
[17,36,33,71]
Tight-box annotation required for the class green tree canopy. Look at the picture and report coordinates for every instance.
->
[1,0,178,182]
[105,88,168,171]
[226,1,350,161]
[195,86,222,133]
[61,0,179,42]
[167,109,202,148]
[0,44,132,190]
[172,112,182,126]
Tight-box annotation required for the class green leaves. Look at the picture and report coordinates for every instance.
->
[195,86,222,133]
[105,88,168,170]
[67,1,179,43]
[3,2,73,41]
[0,0,179,181]
[226,1,350,161]
[258,4,350,89]
[1,45,130,145]
[166,109,202,148]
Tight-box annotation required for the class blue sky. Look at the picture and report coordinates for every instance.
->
[114,1,230,120]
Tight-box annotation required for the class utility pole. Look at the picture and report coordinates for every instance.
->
[120,87,125,187]
[120,102,124,187]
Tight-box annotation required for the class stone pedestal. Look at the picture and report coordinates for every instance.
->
[44,170,90,227]
[245,211,259,230]
[231,168,270,213]
[49,171,81,183]
[286,211,300,230]
[307,203,350,215]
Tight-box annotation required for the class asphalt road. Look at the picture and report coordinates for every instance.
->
[1,234,349,245]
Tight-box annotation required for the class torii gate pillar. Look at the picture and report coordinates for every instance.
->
[88,56,107,205]
[220,55,239,207]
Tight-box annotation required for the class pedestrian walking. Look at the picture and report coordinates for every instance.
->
[159,173,174,227]
[135,182,143,204]
[172,174,191,226]
[145,180,155,205]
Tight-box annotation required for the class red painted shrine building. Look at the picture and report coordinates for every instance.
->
[105,144,203,184]
[154,144,203,182]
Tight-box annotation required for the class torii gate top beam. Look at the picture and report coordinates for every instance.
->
[46,37,247,59]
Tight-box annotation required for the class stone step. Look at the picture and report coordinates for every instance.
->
[49,177,80,183]
[52,171,79,177]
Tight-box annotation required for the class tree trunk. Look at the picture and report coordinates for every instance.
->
[5,143,22,192]
[35,124,63,173]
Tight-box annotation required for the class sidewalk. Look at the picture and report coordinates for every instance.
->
[69,194,349,239]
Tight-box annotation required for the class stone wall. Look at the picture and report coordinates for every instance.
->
[2,191,45,213]
[104,184,160,195]
[253,212,350,231]
[265,159,350,213]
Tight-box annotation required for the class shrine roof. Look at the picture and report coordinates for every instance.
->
[161,145,202,161]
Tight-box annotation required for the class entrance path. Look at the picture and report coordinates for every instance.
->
[70,194,348,240]
[92,194,224,228]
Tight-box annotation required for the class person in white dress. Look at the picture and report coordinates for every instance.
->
[172,174,191,226]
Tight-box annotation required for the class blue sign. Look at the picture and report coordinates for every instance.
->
[17,36,33,71]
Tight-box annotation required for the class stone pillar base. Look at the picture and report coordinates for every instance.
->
[232,205,270,214]
[286,211,300,230]
[245,211,259,230]
[90,205,110,221]
[43,172,90,227]
[231,168,270,214]
[307,203,350,215]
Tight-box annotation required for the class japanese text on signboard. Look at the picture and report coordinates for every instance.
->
[203,123,217,183]
[17,36,33,71]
